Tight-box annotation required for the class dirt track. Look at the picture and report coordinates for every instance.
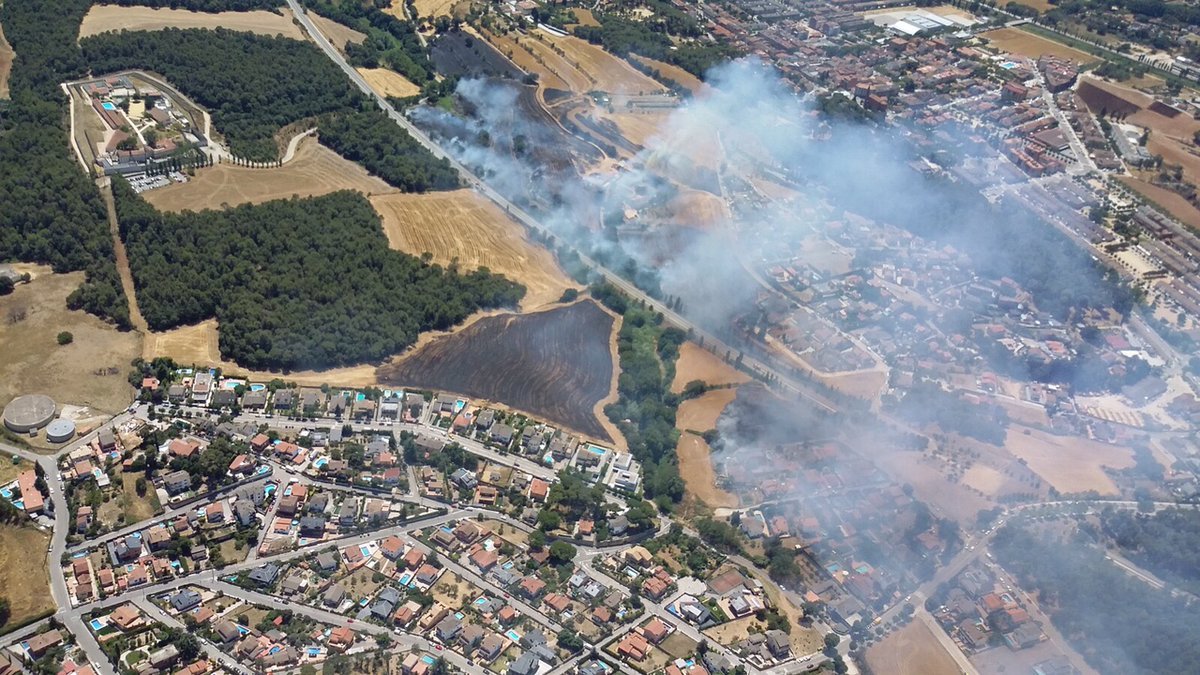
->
[378,300,616,441]
[78,5,304,40]
[144,137,396,212]
[371,190,575,311]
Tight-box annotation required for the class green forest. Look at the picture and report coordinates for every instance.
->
[0,0,130,327]
[80,28,360,161]
[1101,508,1200,594]
[301,0,433,83]
[99,0,282,8]
[113,183,525,370]
[572,3,740,79]
[317,108,460,192]
[993,524,1200,674]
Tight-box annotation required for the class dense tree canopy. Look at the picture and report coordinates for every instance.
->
[317,108,460,192]
[0,0,129,327]
[80,28,361,161]
[302,0,432,82]
[1102,508,1200,594]
[113,183,524,370]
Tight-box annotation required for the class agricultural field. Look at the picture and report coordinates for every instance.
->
[566,7,601,28]
[671,342,750,392]
[676,433,738,509]
[981,27,1100,64]
[143,136,396,212]
[485,30,585,93]
[142,319,381,387]
[595,108,670,149]
[1118,175,1200,229]
[370,190,575,310]
[0,525,55,631]
[357,67,420,98]
[676,389,738,432]
[1004,425,1135,495]
[0,21,12,99]
[0,267,139,416]
[628,54,703,94]
[864,620,962,675]
[431,28,523,79]
[415,0,463,18]
[543,33,662,94]
[378,300,617,440]
[310,12,366,51]
[78,5,304,40]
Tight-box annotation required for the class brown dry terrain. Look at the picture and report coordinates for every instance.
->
[1004,425,1134,495]
[819,368,888,401]
[671,342,751,392]
[677,389,738,432]
[143,319,381,386]
[357,67,421,98]
[982,27,1099,64]
[665,188,729,229]
[543,33,662,94]
[144,137,395,212]
[78,5,304,40]
[864,620,962,675]
[0,21,12,99]
[1118,175,1200,229]
[0,525,54,631]
[414,0,460,18]
[676,434,738,509]
[485,30,571,92]
[566,8,601,27]
[370,190,576,310]
[629,54,703,94]
[0,267,139,415]
[309,12,366,51]
[379,300,617,441]
[596,109,670,148]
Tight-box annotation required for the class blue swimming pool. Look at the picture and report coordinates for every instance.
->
[88,618,104,631]
[307,647,320,657]
[454,611,464,620]
[0,488,11,499]
[313,457,329,469]
[473,597,488,606]
[269,646,281,655]
[264,484,277,496]
[421,656,436,665]
[237,625,250,635]
[249,383,266,392]
[101,101,116,111]
[587,444,606,456]
[399,572,413,586]
[505,629,521,642]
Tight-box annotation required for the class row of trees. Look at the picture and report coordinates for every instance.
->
[113,183,525,370]
[0,0,131,328]
[80,28,362,161]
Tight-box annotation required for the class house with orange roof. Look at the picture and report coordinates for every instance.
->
[380,536,406,560]
[642,617,670,643]
[328,626,355,652]
[544,593,571,613]
[617,633,650,661]
[402,547,425,569]
[529,479,549,502]
[469,548,499,572]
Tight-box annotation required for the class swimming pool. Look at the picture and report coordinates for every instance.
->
[269,646,281,655]
[355,392,366,401]
[222,379,245,390]
[89,618,106,631]
[473,597,488,606]
[421,656,436,665]
[504,629,521,642]
[587,444,607,456]
[454,399,466,413]
[454,611,465,620]
[1000,61,1018,70]
[264,484,277,497]
[359,545,371,557]
[101,101,116,111]
[0,488,11,499]
[237,625,250,636]
[313,457,329,469]
[249,383,267,392]
[307,647,321,657]
[399,572,413,586]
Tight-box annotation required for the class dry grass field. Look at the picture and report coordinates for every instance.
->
[1117,175,1200,229]
[1004,425,1134,495]
[864,620,962,675]
[982,27,1099,64]
[676,389,738,432]
[596,109,670,148]
[671,342,750,392]
[370,190,576,310]
[543,34,662,94]
[484,30,572,92]
[819,368,888,401]
[676,433,738,508]
[516,33,593,92]
[143,319,381,386]
[665,188,729,229]
[357,67,421,98]
[78,5,304,40]
[144,137,396,212]
[0,525,55,630]
[961,463,1007,496]
[0,453,32,488]
[310,12,366,50]
[414,0,461,18]
[0,267,139,415]
[0,22,12,99]
[628,54,703,94]
[566,8,601,27]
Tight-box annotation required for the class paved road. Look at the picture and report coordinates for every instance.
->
[286,0,840,416]
[131,597,254,675]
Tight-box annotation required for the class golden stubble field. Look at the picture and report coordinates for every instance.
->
[0,21,13,99]
[0,525,55,629]
[370,189,577,310]
[310,12,366,50]
[670,343,749,509]
[78,5,305,39]
[0,267,140,415]
[981,27,1099,64]
[864,620,963,675]
[144,137,396,212]
[357,67,421,98]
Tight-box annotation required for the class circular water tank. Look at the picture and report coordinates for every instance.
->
[3,394,57,433]
[45,419,76,444]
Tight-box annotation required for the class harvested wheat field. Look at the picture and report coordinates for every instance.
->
[310,12,366,50]
[143,319,381,387]
[144,137,395,212]
[677,433,738,508]
[1005,425,1134,495]
[629,54,703,94]
[358,67,421,98]
[379,300,617,441]
[982,27,1099,64]
[0,525,54,630]
[865,620,962,675]
[415,0,461,18]
[666,188,729,229]
[1117,175,1200,229]
[598,109,670,148]
[543,34,662,94]
[78,5,304,40]
[483,30,570,91]
[0,22,12,99]
[371,190,575,310]
[678,388,738,432]
[0,267,139,415]
[567,7,601,27]
[513,33,592,93]
[671,342,750,393]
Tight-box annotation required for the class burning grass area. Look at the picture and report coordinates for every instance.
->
[0,525,55,630]
[0,267,139,415]
[78,5,304,40]
[378,300,617,441]
[370,189,576,310]
[143,137,396,212]
[864,620,963,675]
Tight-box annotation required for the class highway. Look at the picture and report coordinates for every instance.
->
[285,0,840,416]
